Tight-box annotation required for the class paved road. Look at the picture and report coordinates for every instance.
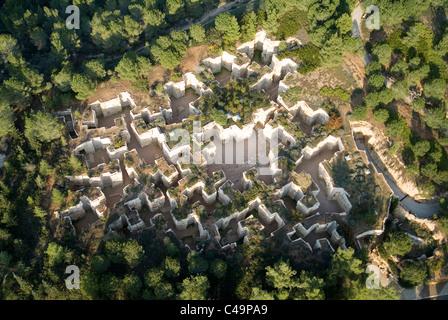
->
[402,280,448,300]
[351,5,371,65]
[351,5,363,39]
[355,139,440,219]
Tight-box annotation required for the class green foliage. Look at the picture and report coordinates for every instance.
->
[178,275,210,300]
[412,140,431,158]
[337,13,353,35]
[420,162,439,181]
[70,73,97,100]
[0,34,19,63]
[402,23,434,61]
[351,105,368,120]
[210,108,227,126]
[0,104,15,138]
[320,86,350,101]
[372,42,392,66]
[366,61,382,75]
[209,259,227,279]
[80,273,100,299]
[52,63,73,92]
[116,51,152,82]
[163,256,181,278]
[215,13,240,47]
[276,10,301,39]
[348,281,400,300]
[189,24,205,45]
[45,242,66,267]
[0,251,12,266]
[151,32,188,70]
[326,247,364,299]
[25,111,63,150]
[265,260,297,290]
[165,0,185,20]
[250,287,275,300]
[424,107,448,130]
[83,59,106,80]
[197,79,271,126]
[132,78,149,92]
[439,136,448,147]
[90,11,141,53]
[386,117,410,141]
[145,268,164,288]
[400,262,427,287]
[187,251,209,274]
[240,12,257,42]
[381,232,413,258]
[279,44,321,74]
[39,160,52,177]
[411,97,425,112]
[390,60,408,77]
[423,78,446,100]
[420,182,435,197]
[105,239,144,268]
[406,163,420,175]
[121,273,143,299]
[373,108,390,123]
[153,281,175,300]
[368,74,385,89]
[320,34,344,67]
[0,77,32,107]
[91,255,111,274]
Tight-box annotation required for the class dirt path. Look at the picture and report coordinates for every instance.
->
[351,4,364,39]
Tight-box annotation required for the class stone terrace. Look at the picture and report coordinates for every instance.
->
[58,31,392,254]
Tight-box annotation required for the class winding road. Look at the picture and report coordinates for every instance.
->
[351,5,439,218]
[351,4,371,65]
[355,139,440,219]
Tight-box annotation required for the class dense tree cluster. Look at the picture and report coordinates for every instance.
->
[359,7,448,198]
[196,79,272,126]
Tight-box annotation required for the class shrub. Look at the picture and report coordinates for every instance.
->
[439,136,448,147]
[406,163,419,175]
[424,78,446,100]
[373,108,389,123]
[366,61,382,75]
[412,140,431,158]
[400,262,427,287]
[52,188,66,210]
[382,232,413,258]
[411,97,425,112]
[279,44,321,74]
[351,105,368,120]
[320,86,350,101]
[420,182,435,197]
[386,118,410,140]
[368,74,385,89]
[389,142,402,156]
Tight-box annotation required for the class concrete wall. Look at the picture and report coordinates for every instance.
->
[318,163,352,213]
